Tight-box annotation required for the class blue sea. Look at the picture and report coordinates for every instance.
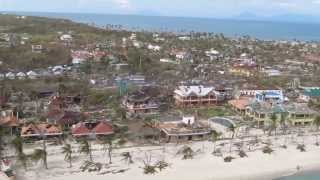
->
[4,12,320,41]
[276,171,320,180]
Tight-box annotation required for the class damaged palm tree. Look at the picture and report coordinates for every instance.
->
[142,153,157,175]
[121,152,134,164]
[177,145,194,160]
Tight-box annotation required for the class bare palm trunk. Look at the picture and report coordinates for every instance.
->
[43,139,48,169]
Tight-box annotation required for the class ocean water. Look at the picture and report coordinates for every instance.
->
[7,12,320,41]
[276,171,320,180]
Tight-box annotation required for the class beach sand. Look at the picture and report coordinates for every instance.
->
[15,132,320,180]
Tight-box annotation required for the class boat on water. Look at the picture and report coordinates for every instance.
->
[0,159,16,180]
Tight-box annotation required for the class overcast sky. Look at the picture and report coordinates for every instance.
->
[1,0,320,18]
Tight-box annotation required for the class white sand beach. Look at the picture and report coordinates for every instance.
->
[15,130,320,180]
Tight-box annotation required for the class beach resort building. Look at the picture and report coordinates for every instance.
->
[20,123,62,139]
[174,85,224,107]
[158,116,211,143]
[122,88,160,116]
[71,121,114,139]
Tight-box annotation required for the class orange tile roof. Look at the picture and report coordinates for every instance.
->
[228,98,251,110]
[0,115,19,127]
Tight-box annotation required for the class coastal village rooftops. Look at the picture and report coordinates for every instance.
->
[71,122,90,136]
[303,89,320,97]
[71,121,114,137]
[228,97,253,110]
[21,123,62,137]
[286,103,317,115]
[174,85,218,97]
[158,116,211,136]
[91,121,114,135]
[0,115,19,127]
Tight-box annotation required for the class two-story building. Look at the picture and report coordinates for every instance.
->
[174,85,224,107]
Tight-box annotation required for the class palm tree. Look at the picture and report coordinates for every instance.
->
[11,136,28,170]
[62,144,73,168]
[269,113,278,136]
[211,130,221,153]
[0,128,3,160]
[280,112,288,134]
[79,140,93,162]
[31,149,47,169]
[228,124,236,153]
[100,137,114,164]
[11,136,23,154]
[313,116,320,131]
[121,152,133,164]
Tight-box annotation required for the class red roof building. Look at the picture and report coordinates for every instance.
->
[71,122,91,137]
[92,121,114,135]
[71,121,113,138]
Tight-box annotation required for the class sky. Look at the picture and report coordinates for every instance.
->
[1,0,320,19]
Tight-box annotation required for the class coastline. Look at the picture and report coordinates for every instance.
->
[16,133,320,180]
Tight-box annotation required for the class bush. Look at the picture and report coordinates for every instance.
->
[155,160,169,171]
[238,150,247,158]
[280,145,287,149]
[143,165,157,175]
[262,146,274,154]
[297,144,306,152]
[224,156,234,162]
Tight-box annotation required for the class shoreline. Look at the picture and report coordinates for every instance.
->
[16,133,320,180]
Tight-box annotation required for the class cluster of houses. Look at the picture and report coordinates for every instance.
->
[0,93,114,141]
[229,87,319,127]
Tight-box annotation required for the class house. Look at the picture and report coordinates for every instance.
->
[262,69,281,77]
[286,103,317,126]
[20,123,63,139]
[122,87,160,117]
[147,44,161,51]
[16,72,26,79]
[71,121,113,138]
[239,89,285,103]
[5,72,15,79]
[299,88,320,102]
[178,36,191,41]
[0,111,20,135]
[254,90,285,103]
[228,97,252,115]
[246,101,317,127]
[71,50,92,64]
[246,101,285,127]
[205,49,220,60]
[60,34,72,41]
[158,116,211,142]
[26,71,39,79]
[160,58,180,64]
[229,60,257,77]
[174,85,224,107]
[31,44,44,53]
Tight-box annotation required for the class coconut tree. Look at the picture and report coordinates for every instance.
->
[79,140,93,162]
[211,130,221,153]
[100,137,115,164]
[280,112,288,134]
[31,149,47,169]
[62,143,73,168]
[269,113,278,136]
[11,136,23,154]
[313,116,320,131]
[121,152,134,164]
[0,128,3,160]
[228,124,236,153]
[11,136,29,170]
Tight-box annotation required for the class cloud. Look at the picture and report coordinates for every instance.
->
[113,0,131,9]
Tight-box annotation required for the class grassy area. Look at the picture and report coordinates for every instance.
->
[176,105,235,119]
